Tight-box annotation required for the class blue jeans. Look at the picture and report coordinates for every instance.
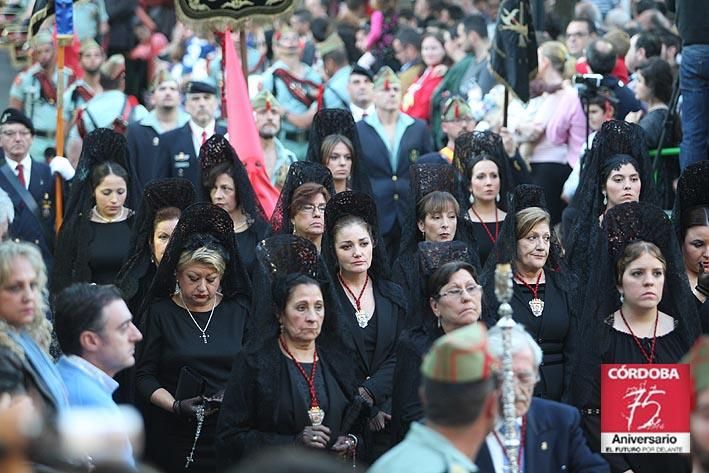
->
[680,44,709,169]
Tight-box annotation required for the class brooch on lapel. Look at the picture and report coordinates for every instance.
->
[153,137,160,146]
[409,149,419,162]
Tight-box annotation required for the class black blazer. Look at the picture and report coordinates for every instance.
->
[356,118,433,235]
[0,158,54,263]
[475,398,609,473]
[151,123,227,197]
[216,338,360,469]
[125,121,160,197]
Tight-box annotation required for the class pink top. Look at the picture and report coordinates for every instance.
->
[366,10,384,50]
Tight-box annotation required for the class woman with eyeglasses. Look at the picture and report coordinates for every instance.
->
[482,185,576,402]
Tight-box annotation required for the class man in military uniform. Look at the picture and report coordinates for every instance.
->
[0,108,55,266]
[252,91,296,191]
[261,26,322,160]
[9,31,75,162]
[356,66,433,257]
[151,81,226,196]
[317,33,351,110]
[370,324,500,473]
[67,54,148,165]
[126,71,189,196]
[418,96,476,165]
[63,40,105,131]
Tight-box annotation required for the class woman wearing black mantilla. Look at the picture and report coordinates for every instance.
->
[570,201,700,473]
[322,191,405,461]
[216,235,365,470]
[135,203,251,472]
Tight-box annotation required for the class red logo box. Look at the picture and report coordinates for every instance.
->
[601,364,690,454]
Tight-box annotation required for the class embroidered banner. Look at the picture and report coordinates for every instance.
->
[175,0,295,30]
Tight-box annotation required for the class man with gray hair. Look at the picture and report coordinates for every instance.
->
[476,324,609,473]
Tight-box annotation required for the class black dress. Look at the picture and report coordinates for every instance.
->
[135,297,249,473]
[335,279,405,460]
[216,338,359,469]
[581,317,691,473]
[696,295,709,334]
[234,219,269,276]
[469,219,503,268]
[508,271,571,401]
[88,217,134,285]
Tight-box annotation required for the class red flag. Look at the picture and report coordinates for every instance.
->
[223,29,279,217]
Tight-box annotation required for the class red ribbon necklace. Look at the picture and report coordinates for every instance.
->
[470,206,500,245]
[279,336,323,420]
[338,272,371,328]
[492,415,527,469]
[514,271,545,317]
[619,308,659,364]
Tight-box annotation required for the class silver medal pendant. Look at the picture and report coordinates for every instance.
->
[355,310,368,328]
[529,298,544,317]
[308,406,325,426]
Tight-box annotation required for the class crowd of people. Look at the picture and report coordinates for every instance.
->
[1,0,709,472]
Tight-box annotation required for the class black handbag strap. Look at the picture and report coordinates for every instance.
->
[0,161,53,245]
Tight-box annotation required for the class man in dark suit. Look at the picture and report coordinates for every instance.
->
[479,325,609,473]
[0,108,56,266]
[151,81,226,196]
[356,67,433,257]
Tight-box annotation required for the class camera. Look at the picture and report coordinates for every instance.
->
[572,74,604,98]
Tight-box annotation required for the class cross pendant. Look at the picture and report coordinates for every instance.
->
[201,333,209,344]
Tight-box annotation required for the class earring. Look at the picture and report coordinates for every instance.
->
[437,317,441,328]
[174,282,180,295]
[602,192,608,206]
[496,193,500,203]
[619,293,624,304]
[469,194,474,205]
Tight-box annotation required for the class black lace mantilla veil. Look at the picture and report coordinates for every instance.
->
[672,160,709,242]
[199,134,270,233]
[115,178,196,310]
[51,128,136,294]
[268,161,336,235]
[569,201,701,408]
[144,203,250,309]
[322,191,390,281]
[564,120,658,282]
[305,108,373,196]
[397,162,481,266]
[452,130,513,211]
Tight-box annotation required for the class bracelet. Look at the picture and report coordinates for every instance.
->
[172,399,181,414]
[347,434,358,448]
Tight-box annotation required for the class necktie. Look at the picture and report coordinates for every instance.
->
[201,130,207,145]
[16,163,26,188]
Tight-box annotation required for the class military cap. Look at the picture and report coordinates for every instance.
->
[184,80,217,96]
[421,323,498,383]
[441,96,474,121]
[683,336,709,407]
[251,90,282,112]
[100,54,126,80]
[316,33,346,58]
[373,66,401,90]
[350,65,374,82]
[31,30,53,48]
[0,108,34,135]
[79,39,102,56]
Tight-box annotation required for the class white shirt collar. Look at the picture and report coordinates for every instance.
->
[6,155,32,188]
[189,119,216,137]
[64,354,119,396]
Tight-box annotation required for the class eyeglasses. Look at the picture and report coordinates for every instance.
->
[438,283,482,299]
[300,203,327,215]
[1,130,31,138]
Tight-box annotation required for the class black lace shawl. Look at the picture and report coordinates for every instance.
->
[672,160,709,243]
[396,162,480,263]
[198,134,270,237]
[569,201,701,408]
[322,190,391,281]
[51,128,137,295]
[143,202,251,309]
[304,108,373,196]
[268,161,336,235]
[564,120,658,287]
[114,178,196,314]
[452,130,514,212]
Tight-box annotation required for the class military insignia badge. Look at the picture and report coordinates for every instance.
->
[153,137,160,146]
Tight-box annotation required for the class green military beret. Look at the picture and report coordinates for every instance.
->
[79,39,102,56]
[421,323,499,383]
[316,33,346,58]
[251,90,282,112]
[31,30,53,48]
[100,54,126,80]
[441,96,474,121]
[373,66,401,90]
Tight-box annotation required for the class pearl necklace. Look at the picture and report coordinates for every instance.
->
[91,206,127,223]
[179,291,216,344]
